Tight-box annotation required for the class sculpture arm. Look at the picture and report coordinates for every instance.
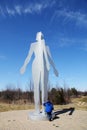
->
[20,44,33,74]
[46,46,58,77]
[43,41,50,71]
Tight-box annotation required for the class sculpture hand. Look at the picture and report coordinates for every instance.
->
[46,63,50,71]
[54,68,58,77]
[20,66,26,74]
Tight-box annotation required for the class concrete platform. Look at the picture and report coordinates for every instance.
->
[29,111,48,121]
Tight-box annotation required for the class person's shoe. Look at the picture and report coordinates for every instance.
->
[49,118,51,121]
[49,118,53,121]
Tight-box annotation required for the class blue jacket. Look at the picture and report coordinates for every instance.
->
[43,101,54,113]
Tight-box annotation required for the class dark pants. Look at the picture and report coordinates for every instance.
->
[47,112,52,121]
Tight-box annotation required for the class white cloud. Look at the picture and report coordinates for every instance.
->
[23,1,56,14]
[6,7,15,16]
[59,38,87,46]
[15,5,22,15]
[0,4,43,16]
[51,9,87,27]
[58,38,75,47]
[0,55,6,60]
[0,1,56,16]
[23,3,44,14]
[23,7,32,14]
[34,3,43,12]
[0,6,5,16]
[53,36,87,51]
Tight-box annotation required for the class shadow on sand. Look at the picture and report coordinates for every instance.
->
[52,107,75,120]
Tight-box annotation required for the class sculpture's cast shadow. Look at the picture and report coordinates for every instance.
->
[52,107,75,120]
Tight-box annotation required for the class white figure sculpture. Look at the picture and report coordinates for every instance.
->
[20,32,58,115]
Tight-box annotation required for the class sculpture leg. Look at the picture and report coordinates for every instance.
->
[32,68,40,114]
[41,70,48,113]
[34,84,40,114]
[44,70,49,102]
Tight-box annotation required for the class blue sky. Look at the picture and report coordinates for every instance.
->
[0,0,87,91]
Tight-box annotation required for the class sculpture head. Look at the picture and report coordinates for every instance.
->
[36,32,44,41]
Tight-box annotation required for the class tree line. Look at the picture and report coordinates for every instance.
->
[0,85,87,105]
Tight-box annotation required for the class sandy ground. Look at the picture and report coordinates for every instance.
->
[0,109,87,130]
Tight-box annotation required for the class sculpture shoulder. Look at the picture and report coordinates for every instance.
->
[30,42,37,49]
[41,39,45,45]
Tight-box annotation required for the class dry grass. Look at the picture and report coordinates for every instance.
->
[54,96,87,111]
[0,96,87,112]
[0,103,34,112]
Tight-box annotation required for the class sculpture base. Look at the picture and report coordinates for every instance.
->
[28,111,48,121]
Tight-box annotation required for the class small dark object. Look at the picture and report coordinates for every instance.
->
[8,120,11,122]
[56,126,59,127]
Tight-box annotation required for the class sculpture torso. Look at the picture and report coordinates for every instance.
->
[32,39,45,71]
